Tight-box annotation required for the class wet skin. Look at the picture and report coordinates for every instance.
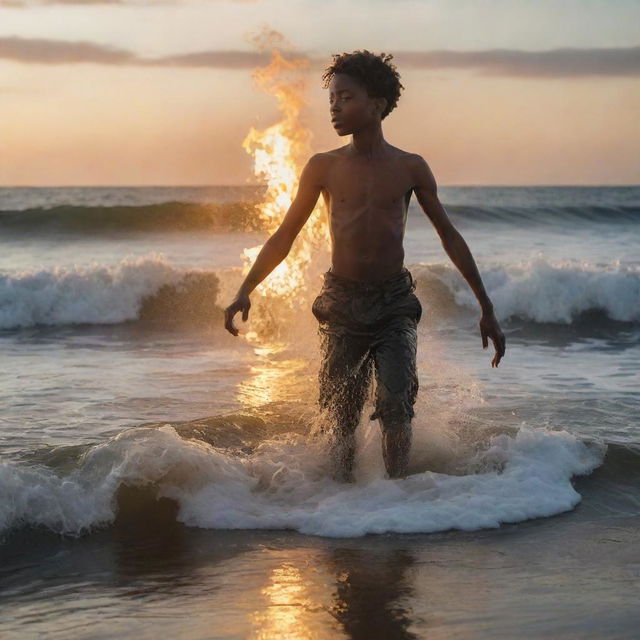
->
[225,72,506,367]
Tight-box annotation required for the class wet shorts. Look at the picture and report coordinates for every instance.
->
[312,267,422,430]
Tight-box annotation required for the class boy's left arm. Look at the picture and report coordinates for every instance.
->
[410,154,506,367]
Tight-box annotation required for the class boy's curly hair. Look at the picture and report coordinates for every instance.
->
[321,50,404,120]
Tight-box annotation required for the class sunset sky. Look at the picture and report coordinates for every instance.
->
[0,0,638,186]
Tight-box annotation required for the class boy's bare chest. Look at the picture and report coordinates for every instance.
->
[323,157,414,215]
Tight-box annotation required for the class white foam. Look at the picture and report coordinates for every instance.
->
[0,255,186,329]
[413,258,640,323]
[0,424,604,538]
[3,255,636,330]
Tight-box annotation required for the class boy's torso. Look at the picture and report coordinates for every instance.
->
[316,143,418,283]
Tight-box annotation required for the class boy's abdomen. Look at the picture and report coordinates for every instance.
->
[328,200,409,283]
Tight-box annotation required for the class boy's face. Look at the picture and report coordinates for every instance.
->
[328,73,383,136]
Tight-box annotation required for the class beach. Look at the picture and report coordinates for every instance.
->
[1,185,639,637]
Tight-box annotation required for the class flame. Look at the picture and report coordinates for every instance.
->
[241,41,329,336]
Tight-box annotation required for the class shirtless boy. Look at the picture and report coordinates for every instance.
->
[224,50,506,482]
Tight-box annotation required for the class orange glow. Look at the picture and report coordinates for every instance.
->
[240,44,330,341]
[0,62,638,185]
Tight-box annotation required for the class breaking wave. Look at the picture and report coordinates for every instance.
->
[1,256,638,331]
[0,421,607,538]
[413,258,640,324]
[0,256,223,330]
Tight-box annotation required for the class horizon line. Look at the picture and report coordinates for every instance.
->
[1,183,639,189]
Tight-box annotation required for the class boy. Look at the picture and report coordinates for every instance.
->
[224,50,506,482]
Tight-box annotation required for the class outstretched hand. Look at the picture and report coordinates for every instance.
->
[480,310,506,367]
[224,291,251,336]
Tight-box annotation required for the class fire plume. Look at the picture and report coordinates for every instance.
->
[241,41,329,339]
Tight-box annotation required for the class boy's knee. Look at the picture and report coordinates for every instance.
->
[371,410,414,437]
[378,414,413,436]
[369,383,416,427]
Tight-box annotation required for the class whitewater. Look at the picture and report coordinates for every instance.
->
[1,255,639,330]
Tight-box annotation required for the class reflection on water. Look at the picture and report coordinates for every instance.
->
[252,562,326,640]
[235,341,315,416]
[3,519,638,639]
[328,548,419,640]
[248,546,419,640]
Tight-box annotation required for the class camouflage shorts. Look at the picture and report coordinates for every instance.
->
[312,267,422,430]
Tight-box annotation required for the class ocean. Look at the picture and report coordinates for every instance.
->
[1,185,639,638]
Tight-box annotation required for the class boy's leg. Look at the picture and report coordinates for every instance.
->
[318,329,373,482]
[370,315,419,478]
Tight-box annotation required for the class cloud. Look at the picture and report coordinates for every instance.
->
[0,36,638,78]
[0,36,135,63]
[0,0,124,5]
[0,0,258,6]
[0,36,296,67]
[393,48,640,78]
[151,50,270,68]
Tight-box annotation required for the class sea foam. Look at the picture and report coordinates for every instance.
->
[0,424,604,538]
[0,256,217,329]
[414,258,640,324]
[1,256,638,330]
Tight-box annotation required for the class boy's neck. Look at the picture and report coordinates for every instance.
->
[349,125,386,158]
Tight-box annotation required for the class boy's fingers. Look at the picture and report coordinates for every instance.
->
[481,328,488,349]
[224,307,238,336]
[242,306,249,322]
[492,336,505,367]
[495,334,505,358]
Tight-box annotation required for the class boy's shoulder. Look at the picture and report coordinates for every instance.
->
[306,147,428,191]
[311,145,426,164]
[308,145,349,162]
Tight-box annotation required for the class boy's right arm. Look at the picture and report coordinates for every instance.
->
[224,154,325,336]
